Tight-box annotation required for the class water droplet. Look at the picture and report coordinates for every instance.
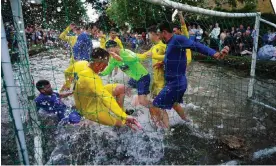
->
[80,0,86,2]
[20,30,24,33]
[18,21,22,24]
[30,0,35,3]
[58,0,62,3]
[57,7,61,12]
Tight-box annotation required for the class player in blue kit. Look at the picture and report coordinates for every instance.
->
[35,80,81,124]
[152,22,229,128]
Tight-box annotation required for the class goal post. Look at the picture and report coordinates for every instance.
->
[143,0,261,99]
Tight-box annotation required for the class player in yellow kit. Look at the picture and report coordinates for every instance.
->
[72,48,141,130]
[136,26,166,97]
[172,11,192,65]
[59,23,82,92]
[97,30,107,49]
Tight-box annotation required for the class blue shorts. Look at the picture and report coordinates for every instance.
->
[128,74,150,95]
[153,77,187,109]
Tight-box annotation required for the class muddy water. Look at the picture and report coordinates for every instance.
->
[1,48,276,165]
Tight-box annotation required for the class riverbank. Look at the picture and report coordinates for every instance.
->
[193,53,276,80]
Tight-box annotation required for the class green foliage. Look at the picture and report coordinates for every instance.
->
[40,0,87,30]
[105,0,205,29]
[1,0,87,30]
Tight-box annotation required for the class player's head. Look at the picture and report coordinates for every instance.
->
[36,80,53,95]
[85,23,97,34]
[172,24,181,35]
[105,40,120,53]
[89,47,110,73]
[147,25,161,42]
[73,26,82,35]
[110,28,118,40]
[157,21,173,43]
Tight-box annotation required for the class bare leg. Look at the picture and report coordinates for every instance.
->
[138,95,169,128]
[112,84,126,108]
[173,103,189,121]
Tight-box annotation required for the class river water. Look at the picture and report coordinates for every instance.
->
[1,43,276,164]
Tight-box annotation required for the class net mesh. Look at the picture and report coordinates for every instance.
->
[1,0,276,165]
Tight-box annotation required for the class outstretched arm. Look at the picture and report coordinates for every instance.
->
[178,11,189,38]
[177,35,229,58]
[99,60,117,76]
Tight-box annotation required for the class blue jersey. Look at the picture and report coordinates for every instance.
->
[34,92,66,120]
[165,35,216,85]
[73,32,93,61]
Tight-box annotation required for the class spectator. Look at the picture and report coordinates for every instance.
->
[195,25,203,42]
[234,32,243,55]
[257,44,276,61]
[210,23,221,50]
[268,29,276,44]
[247,26,251,33]
[142,32,146,43]
[230,27,236,37]
[204,24,213,46]
[129,33,137,50]
[240,30,253,55]
[237,24,245,34]
[189,25,197,41]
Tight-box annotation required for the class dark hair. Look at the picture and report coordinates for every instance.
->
[85,23,97,30]
[36,80,50,91]
[74,26,81,31]
[110,28,117,33]
[147,25,158,33]
[172,24,181,30]
[105,40,118,49]
[157,21,173,33]
[90,47,110,61]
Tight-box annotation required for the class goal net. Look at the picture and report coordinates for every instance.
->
[1,0,276,165]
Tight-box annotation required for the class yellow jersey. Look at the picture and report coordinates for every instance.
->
[137,40,166,96]
[72,61,127,126]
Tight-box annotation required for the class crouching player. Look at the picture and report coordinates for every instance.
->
[72,48,141,130]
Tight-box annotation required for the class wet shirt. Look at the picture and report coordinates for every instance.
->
[73,32,93,61]
[165,35,216,84]
[34,92,66,120]
[100,49,149,81]
[73,62,127,121]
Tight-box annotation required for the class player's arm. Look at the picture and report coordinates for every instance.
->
[62,64,75,90]
[136,50,151,61]
[87,76,127,120]
[152,45,166,61]
[120,51,139,62]
[99,60,117,76]
[59,92,73,98]
[59,25,73,42]
[178,11,189,38]
[178,36,229,59]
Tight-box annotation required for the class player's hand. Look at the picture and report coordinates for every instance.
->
[153,62,164,69]
[126,116,142,131]
[110,52,123,61]
[70,23,76,30]
[213,46,229,60]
